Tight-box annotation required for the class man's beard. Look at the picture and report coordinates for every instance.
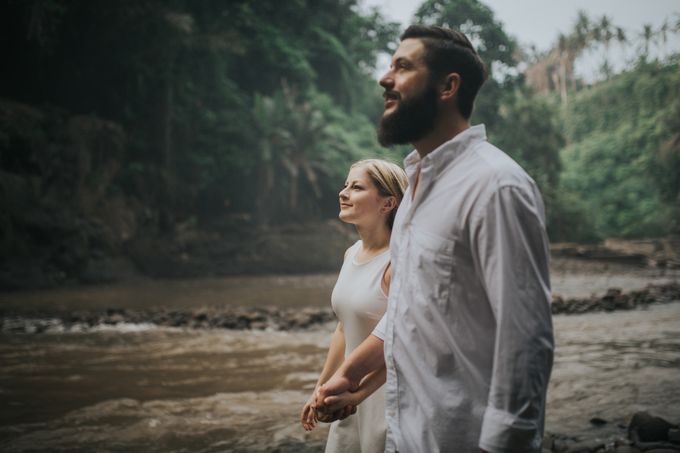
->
[377,81,439,147]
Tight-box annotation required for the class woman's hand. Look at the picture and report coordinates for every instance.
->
[300,392,318,431]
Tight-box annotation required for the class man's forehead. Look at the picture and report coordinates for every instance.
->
[392,38,425,63]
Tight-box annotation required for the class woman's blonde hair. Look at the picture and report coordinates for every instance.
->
[351,159,408,229]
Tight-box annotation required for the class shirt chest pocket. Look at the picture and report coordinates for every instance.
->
[409,228,455,305]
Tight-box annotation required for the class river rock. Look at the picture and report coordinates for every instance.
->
[563,439,606,452]
[591,417,609,426]
[551,283,680,315]
[629,412,677,442]
[669,429,680,443]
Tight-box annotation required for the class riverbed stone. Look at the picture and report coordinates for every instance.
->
[564,439,606,452]
[629,412,677,442]
[591,417,609,426]
[669,429,680,443]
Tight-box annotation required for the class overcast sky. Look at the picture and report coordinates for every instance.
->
[362,0,680,80]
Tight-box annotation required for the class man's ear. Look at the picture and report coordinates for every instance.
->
[440,73,461,101]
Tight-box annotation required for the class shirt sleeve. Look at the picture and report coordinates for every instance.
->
[371,314,387,341]
[471,185,554,453]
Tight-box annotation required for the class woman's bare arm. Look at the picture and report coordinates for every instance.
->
[300,321,346,430]
[324,262,389,407]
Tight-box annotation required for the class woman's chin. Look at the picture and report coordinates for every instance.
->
[338,212,355,224]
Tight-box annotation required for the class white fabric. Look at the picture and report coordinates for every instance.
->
[372,125,554,453]
[326,240,389,453]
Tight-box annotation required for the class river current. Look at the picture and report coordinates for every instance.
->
[1,259,679,452]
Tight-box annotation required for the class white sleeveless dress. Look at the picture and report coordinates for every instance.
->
[324,240,389,453]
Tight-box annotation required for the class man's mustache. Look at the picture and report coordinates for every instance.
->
[383,91,401,101]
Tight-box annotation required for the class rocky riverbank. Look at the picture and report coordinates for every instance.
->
[543,411,679,452]
[210,411,680,453]
[1,283,678,334]
[0,305,337,334]
[551,282,680,315]
[551,238,680,269]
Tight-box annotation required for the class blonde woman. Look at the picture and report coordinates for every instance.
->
[301,159,408,453]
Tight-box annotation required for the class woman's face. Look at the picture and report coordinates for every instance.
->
[338,166,387,227]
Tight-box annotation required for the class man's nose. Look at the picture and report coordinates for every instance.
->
[379,70,394,89]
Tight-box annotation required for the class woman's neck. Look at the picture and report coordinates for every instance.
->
[355,223,390,253]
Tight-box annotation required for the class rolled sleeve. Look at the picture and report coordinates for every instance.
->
[472,185,554,452]
[479,407,542,452]
[371,314,387,341]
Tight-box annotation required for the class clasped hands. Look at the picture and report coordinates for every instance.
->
[301,375,359,431]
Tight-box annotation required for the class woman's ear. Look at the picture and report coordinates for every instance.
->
[382,196,397,214]
[441,73,461,101]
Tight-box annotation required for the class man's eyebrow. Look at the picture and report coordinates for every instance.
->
[392,56,413,66]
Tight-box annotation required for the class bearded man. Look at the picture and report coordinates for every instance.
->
[316,25,554,453]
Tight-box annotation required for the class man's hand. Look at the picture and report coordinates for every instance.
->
[315,373,356,407]
[314,373,358,423]
[321,389,360,413]
[315,403,356,423]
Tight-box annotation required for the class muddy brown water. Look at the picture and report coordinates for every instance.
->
[1,258,679,452]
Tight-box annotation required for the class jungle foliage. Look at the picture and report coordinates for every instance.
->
[560,58,680,239]
[1,0,679,285]
[2,0,400,231]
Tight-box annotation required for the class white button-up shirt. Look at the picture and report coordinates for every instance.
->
[372,125,554,453]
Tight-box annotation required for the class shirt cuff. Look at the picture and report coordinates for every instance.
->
[371,315,386,341]
[478,406,542,453]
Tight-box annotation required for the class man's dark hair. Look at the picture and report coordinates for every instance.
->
[400,25,488,119]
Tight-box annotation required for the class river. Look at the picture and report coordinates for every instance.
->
[1,258,679,452]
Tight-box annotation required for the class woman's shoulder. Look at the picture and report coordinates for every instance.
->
[343,240,362,261]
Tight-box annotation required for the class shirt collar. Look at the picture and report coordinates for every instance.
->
[403,124,487,181]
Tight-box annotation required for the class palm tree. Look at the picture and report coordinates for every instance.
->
[251,85,343,224]
[555,33,570,103]
[639,24,655,60]
[574,10,591,42]
[595,15,615,78]
[615,27,628,51]
[658,19,670,58]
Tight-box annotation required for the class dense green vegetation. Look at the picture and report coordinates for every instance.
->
[560,57,680,239]
[2,0,401,226]
[0,0,678,287]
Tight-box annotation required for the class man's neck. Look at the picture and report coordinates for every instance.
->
[413,116,470,159]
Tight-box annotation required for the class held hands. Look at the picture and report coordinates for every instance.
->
[300,386,357,431]
[307,374,360,426]
[316,389,358,421]
[300,370,360,431]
